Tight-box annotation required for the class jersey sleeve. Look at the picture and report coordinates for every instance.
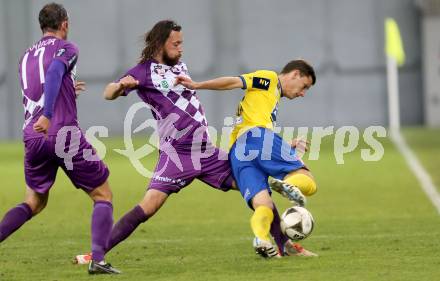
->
[116,64,145,96]
[53,41,78,71]
[239,70,276,91]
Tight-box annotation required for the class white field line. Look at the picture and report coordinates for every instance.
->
[390,130,440,215]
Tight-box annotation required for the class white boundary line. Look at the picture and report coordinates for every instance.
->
[390,130,440,214]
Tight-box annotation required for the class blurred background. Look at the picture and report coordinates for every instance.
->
[0,0,439,140]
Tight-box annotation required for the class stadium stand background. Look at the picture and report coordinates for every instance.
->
[0,0,424,139]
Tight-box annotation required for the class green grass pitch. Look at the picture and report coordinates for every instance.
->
[0,128,439,281]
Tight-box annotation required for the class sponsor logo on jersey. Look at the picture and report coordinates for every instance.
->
[153,175,186,186]
[252,77,270,90]
[161,80,169,89]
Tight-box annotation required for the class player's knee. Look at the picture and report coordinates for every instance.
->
[24,199,47,216]
[89,182,113,202]
[138,199,161,218]
[24,193,48,216]
[93,190,113,202]
[284,173,317,197]
[139,189,168,217]
[251,190,274,210]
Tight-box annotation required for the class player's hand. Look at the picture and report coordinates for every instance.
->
[175,76,197,89]
[119,75,139,90]
[75,81,86,97]
[291,138,309,154]
[33,115,51,137]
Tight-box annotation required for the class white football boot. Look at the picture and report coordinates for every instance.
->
[269,178,306,206]
[252,237,281,258]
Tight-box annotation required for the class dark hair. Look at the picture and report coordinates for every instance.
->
[39,3,68,33]
[139,20,182,63]
[281,59,316,85]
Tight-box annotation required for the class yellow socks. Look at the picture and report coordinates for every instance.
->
[250,206,274,241]
[284,173,317,196]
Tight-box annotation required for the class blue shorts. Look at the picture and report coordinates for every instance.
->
[229,127,305,207]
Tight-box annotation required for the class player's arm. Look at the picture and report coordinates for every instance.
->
[74,80,86,98]
[103,75,139,100]
[33,60,67,134]
[175,76,243,91]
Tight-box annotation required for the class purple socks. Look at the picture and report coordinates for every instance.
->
[91,201,113,262]
[106,205,149,253]
[0,203,33,242]
[270,205,288,254]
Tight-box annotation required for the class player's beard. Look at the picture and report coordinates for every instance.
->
[162,50,181,66]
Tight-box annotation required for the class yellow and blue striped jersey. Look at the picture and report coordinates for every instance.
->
[230,70,281,146]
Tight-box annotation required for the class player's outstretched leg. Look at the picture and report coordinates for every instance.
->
[75,204,149,265]
[269,205,288,254]
[0,187,47,243]
[105,205,149,252]
[87,182,120,274]
[269,178,306,206]
[0,203,32,242]
[268,203,318,257]
[106,189,167,253]
[74,189,166,266]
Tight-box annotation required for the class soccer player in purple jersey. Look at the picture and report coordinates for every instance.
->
[0,3,119,274]
[73,20,313,262]
[98,19,236,256]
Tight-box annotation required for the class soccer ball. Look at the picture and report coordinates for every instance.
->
[280,206,314,241]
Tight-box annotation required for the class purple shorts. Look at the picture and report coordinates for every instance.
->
[24,132,109,194]
[148,144,234,194]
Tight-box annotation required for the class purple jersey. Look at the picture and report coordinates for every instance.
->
[18,36,79,141]
[121,60,210,148]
